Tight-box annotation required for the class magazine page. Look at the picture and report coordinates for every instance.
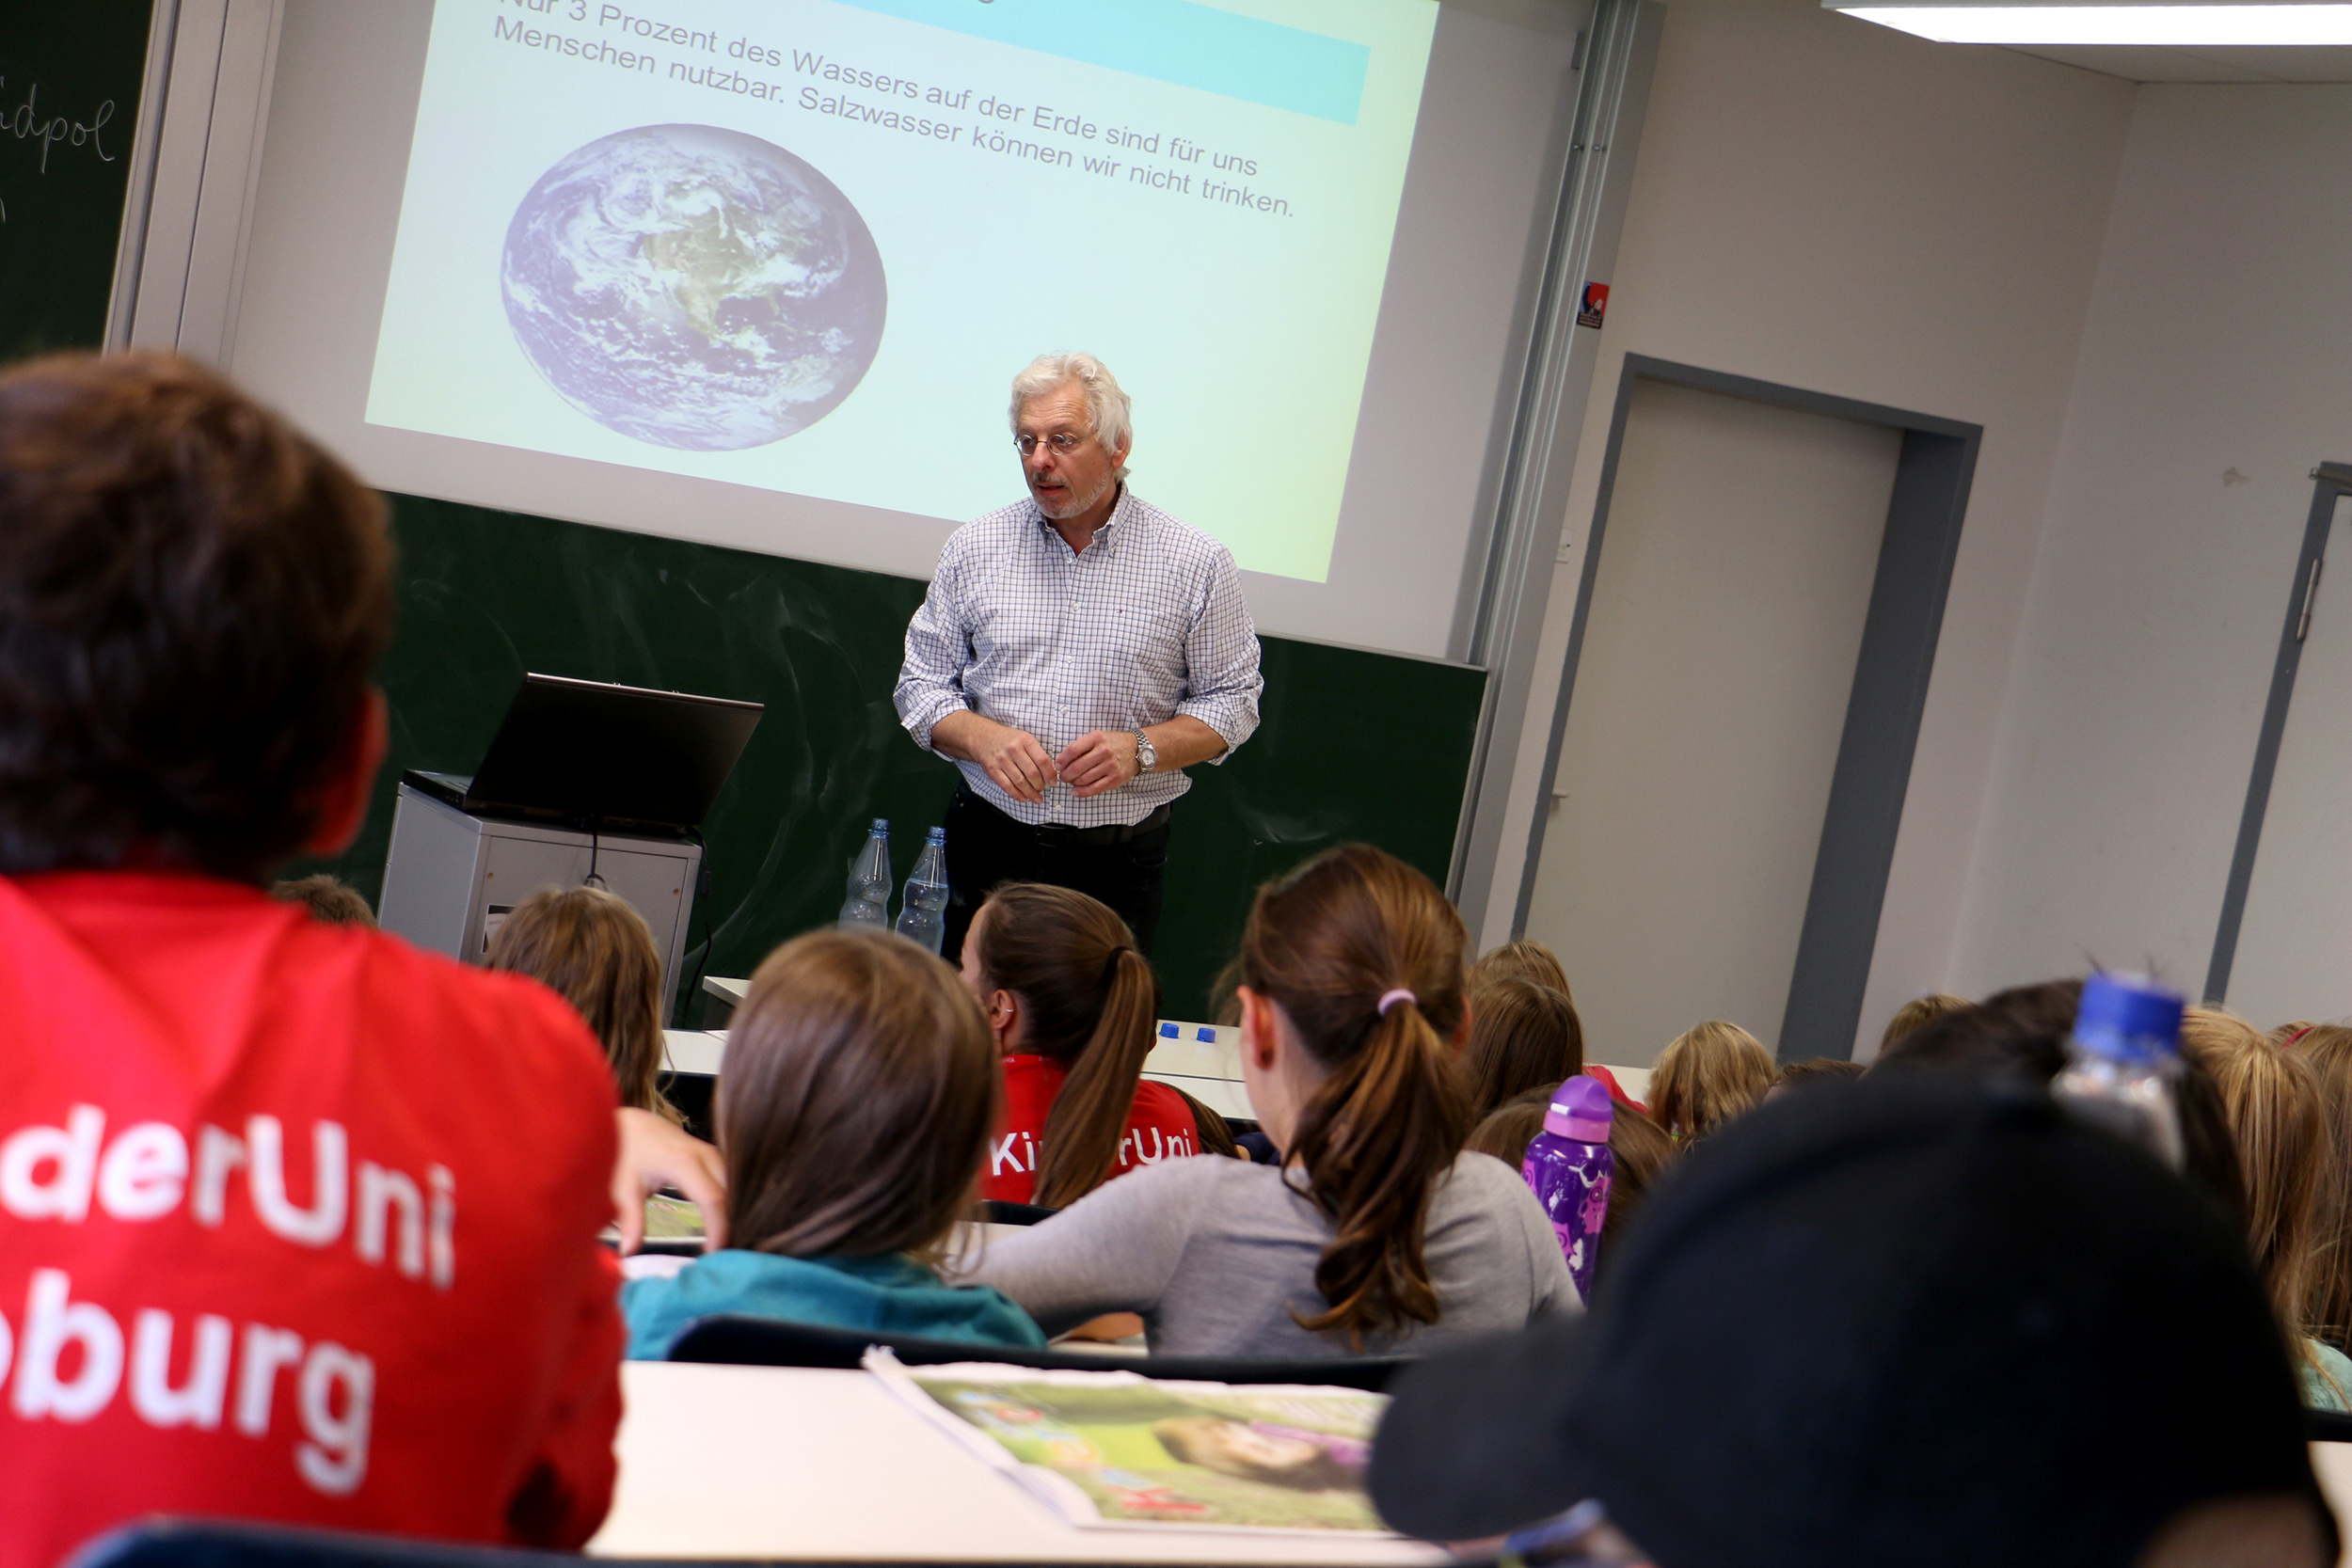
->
[865,1350,1395,1535]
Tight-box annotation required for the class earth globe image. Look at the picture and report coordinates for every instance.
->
[501,123,886,451]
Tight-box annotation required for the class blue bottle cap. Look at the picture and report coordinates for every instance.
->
[870,818,889,832]
[2072,973,2185,1065]
[928,826,946,843]
[1197,1026,1215,1041]
[1159,1022,1179,1038]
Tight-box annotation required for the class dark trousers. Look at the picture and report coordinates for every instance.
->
[940,785,1172,963]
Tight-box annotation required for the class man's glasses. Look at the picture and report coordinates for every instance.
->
[1015,432,1088,458]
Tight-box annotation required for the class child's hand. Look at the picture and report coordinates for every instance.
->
[612,1107,727,1253]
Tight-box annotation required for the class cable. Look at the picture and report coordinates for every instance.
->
[585,825,608,890]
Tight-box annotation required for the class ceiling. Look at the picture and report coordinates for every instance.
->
[2002,42,2352,80]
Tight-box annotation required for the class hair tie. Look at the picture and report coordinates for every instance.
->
[2284,1023,2317,1049]
[1377,989,1417,1017]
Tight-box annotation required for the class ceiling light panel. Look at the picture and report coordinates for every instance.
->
[1834,5,2352,44]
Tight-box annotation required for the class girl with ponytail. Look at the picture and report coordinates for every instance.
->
[960,883,1200,1208]
[964,846,1575,1356]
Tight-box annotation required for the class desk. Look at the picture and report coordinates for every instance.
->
[660,1029,725,1077]
[590,1361,1445,1563]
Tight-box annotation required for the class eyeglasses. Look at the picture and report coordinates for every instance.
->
[1014,432,1089,458]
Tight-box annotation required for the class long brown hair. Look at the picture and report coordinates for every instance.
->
[1650,1021,1774,1141]
[969,883,1163,1208]
[2185,1010,2330,1373]
[1457,977,1584,1119]
[1239,844,1472,1346]
[2297,1025,2352,1349]
[486,884,675,1121]
[721,929,997,1259]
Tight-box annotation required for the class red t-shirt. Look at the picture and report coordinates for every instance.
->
[982,1054,1201,1206]
[0,873,625,1568]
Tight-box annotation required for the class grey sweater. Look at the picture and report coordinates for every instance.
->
[957,1151,1579,1358]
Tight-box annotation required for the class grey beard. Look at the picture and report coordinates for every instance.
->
[1036,473,1115,520]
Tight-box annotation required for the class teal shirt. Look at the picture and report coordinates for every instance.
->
[2304,1338,2352,1411]
[621,1249,1048,1360]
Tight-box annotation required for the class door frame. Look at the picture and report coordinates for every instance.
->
[2204,465,2352,1003]
[1515,356,1980,1061]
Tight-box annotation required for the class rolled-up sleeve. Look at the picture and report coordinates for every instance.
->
[1175,547,1263,762]
[894,544,973,752]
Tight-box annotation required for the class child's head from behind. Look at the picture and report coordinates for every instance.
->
[1458,976,1583,1119]
[1237,843,1472,1344]
[485,884,669,1117]
[271,873,376,927]
[961,883,1160,1206]
[1469,939,1572,1001]
[2183,1007,2326,1337]
[1650,1021,1774,1141]
[723,929,995,1259]
[0,353,392,880]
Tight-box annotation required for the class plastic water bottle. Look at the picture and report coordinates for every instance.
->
[1522,1074,1614,1301]
[894,827,950,953]
[2054,972,2186,1168]
[836,819,893,932]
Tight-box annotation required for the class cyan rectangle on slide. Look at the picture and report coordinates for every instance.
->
[823,0,1375,124]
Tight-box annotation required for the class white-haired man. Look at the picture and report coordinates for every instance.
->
[895,353,1263,959]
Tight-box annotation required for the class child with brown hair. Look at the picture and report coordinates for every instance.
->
[1469,938,1574,1000]
[960,882,1198,1207]
[1457,976,1585,1121]
[487,884,678,1123]
[965,845,1574,1356]
[620,929,1044,1357]
[1650,1021,1775,1141]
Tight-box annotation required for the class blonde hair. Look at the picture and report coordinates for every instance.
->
[2184,1007,2336,1388]
[721,930,998,1260]
[1650,1021,1774,1141]
[485,885,674,1121]
[1469,940,1573,1004]
[2290,1024,2352,1350]
[1881,992,1970,1052]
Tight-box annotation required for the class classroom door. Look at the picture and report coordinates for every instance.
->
[1523,379,1901,1067]
[2211,478,2352,1029]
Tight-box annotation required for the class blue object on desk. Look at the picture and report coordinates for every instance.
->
[1197,1026,1216,1041]
[1160,1022,1180,1037]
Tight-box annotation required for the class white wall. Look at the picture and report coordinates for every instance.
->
[1477,0,2137,1058]
[1954,86,2352,1015]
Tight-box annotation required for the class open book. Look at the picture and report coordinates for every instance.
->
[866,1349,1395,1535]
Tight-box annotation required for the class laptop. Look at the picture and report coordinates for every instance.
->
[404,673,764,837]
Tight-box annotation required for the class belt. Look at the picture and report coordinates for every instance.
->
[959,785,1171,847]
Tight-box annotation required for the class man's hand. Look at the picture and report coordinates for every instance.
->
[612,1107,726,1255]
[1057,730,1142,798]
[931,712,1059,803]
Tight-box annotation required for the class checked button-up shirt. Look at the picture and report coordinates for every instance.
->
[894,486,1263,828]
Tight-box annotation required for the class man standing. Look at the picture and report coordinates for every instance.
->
[896,353,1262,959]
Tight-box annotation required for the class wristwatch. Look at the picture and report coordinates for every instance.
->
[1132,728,1157,774]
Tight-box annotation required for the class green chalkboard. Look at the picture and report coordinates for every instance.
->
[0,1,153,360]
[301,495,1485,1022]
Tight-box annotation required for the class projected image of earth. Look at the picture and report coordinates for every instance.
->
[501,124,886,451]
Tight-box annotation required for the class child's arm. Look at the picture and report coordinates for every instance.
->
[957,1159,1205,1336]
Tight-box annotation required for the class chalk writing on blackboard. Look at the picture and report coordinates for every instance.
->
[2,78,118,174]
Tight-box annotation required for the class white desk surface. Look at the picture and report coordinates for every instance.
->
[589,1361,1445,1563]
[703,975,752,1005]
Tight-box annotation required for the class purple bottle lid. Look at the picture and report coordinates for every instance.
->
[1544,1074,1613,1143]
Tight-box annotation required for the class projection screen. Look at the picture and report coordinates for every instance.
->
[228,0,1589,657]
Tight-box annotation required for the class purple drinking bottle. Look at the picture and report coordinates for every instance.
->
[1521,1074,1614,1301]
